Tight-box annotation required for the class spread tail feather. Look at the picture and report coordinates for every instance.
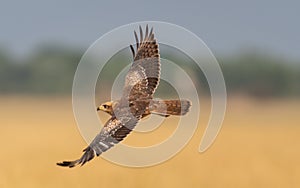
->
[150,99,191,117]
[57,147,95,168]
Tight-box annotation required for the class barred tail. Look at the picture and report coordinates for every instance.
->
[150,99,191,117]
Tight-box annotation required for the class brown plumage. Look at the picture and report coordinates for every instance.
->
[148,99,191,117]
[57,25,191,168]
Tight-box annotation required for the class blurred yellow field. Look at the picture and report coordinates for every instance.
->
[0,96,299,188]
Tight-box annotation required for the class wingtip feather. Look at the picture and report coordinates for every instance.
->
[57,146,95,168]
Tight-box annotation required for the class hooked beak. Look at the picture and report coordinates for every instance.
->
[97,106,101,111]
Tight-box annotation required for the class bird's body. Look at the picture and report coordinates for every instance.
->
[57,25,191,168]
[99,99,191,118]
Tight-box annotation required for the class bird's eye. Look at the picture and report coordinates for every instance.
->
[103,104,108,108]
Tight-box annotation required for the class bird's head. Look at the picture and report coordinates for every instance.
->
[97,101,114,115]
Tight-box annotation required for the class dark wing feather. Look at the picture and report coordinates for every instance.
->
[130,45,135,57]
[134,30,139,49]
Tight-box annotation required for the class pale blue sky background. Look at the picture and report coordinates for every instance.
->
[0,0,299,59]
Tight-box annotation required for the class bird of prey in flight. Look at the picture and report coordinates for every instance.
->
[57,25,191,168]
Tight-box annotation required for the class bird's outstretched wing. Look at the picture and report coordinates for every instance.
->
[128,25,160,98]
[57,25,160,168]
[57,115,138,168]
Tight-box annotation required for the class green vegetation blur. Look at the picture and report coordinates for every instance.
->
[0,44,299,97]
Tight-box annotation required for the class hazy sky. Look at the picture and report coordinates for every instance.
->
[1,0,299,59]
